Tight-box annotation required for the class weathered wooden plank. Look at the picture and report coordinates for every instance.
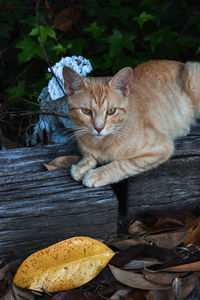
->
[125,121,200,220]
[0,144,118,258]
[0,142,78,175]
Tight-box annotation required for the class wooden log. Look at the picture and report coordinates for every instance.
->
[0,142,78,176]
[125,121,200,220]
[0,144,118,258]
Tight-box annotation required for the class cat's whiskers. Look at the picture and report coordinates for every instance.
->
[75,127,91,137]
[111,126,130,139]
[61,131,77,142]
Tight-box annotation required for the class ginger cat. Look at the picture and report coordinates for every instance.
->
[62,60,200,187]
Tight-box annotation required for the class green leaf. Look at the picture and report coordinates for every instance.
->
[145,27,177,52]
[4,0,23,6]
[44,26,56,39]
[105,29,123,42]
[104,29,123,57]
[16,37,44,63]
[123,34,136,51]
[29,27,38,36]
[84,22,106,39]
[20,16,36,27]
[52,43,67,55]
[176,35,198,48]
[7,80,25,104]
[16,37,37,62]
[109,41,122,57]
[29,26,56,44]
[109,0,122,6]
[133,11,155,28]
[45,73,53,81]
[105,30,135,56]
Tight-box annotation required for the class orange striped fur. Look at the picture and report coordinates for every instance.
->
[63,60,200,187]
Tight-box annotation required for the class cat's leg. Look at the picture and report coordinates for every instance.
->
[82,141,174,187]
[71,155,97,181]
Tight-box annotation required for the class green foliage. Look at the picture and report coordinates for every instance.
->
[1,0,200,109]
[133,11,156,28]
[16,37,44,63]
[7,80,25,104]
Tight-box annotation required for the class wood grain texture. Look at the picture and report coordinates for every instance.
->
[126,121,200,220]
[0,143,118,258]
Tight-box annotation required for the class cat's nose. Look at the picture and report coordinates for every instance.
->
[94,126,104,134]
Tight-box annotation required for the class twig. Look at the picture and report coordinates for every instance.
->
[177,16,193,38]
[1,94,69,119]
[35,0,66,96]
[0,38,20,56]
[1,110,69,119]
[1,93,41,107]
[45,0,55,19]
[12,62,33,86]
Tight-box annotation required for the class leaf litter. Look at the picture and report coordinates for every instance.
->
[1,210,200,299]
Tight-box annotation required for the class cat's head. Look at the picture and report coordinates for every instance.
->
[62,66,133,139]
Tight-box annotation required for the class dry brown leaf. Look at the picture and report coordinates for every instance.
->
[125,289,154,300]
[167,273,199,300]
[152,217,184,228]
[142,211,198,234]
[110,288,132,299]
[12,285,35,300]
[0,259,22,280]
[51,290,101,300]
[184,222,200,251]
[177,279,197,300]
[128,220,147,236]
[144,230,191,249]
[181,272,199,288]
[143,270,187,285]
[44,155,81,171]
[54,5,81,31]
[159,260,200,272]
[98,282,125,297]
[107,238,146,251]
[126,273,198,300]
[2,288,15,300]
[0,135,23,149]
[110,244,179,268]
[109,265,170,290]
[183,212,200,229]
[123,258,160,270]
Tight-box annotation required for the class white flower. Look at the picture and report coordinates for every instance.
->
[47,56,92,100]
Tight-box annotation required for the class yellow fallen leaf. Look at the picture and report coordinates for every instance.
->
[13,237,114,292]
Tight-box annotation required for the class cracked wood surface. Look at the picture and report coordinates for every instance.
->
[0,143,118,258]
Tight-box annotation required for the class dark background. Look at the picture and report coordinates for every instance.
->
[1,0,200,143]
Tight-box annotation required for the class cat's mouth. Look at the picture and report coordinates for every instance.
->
[92,133,105,138]
[92,132,108,138]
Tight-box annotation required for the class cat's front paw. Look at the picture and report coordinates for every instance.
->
[82,169,108,187]
[71,164,85,181]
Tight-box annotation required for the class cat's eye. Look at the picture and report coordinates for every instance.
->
[81,108,91,115]
[107,108,116,116]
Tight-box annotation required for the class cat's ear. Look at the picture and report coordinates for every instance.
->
[109,67,133,96]
[62,66,86,96]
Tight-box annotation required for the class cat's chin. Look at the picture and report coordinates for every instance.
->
[90,133,110,139]
[93,135,105,139]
